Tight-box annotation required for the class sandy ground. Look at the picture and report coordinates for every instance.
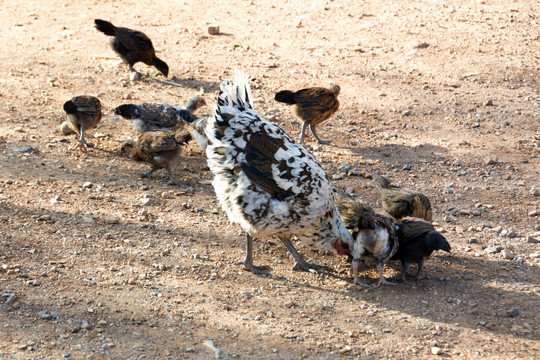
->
[0,0,539,359]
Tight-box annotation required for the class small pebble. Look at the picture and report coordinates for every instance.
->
[82,182,93,189]
[431,346,442,355]
[502,250,514,260]
[507,308,519,317]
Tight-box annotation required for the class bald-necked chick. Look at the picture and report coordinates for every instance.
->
[336,193,398,287]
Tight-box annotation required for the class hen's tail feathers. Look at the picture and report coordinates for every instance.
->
[372,174,392,188]
[215,70,253,124]
[114,104,140,119]
[274,90,297,104]
[94,19,116,36]
[425,232,451,252]
[178,109,198,123]
[63,100,78,114]
[174,130,193,144]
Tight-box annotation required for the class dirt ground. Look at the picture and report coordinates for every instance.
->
[0,0,539,359]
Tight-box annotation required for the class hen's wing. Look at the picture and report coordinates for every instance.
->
[241,133,294,201]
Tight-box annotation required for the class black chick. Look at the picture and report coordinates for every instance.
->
[392,218,451,282]
[121,129,192,186]
[373,174,433,222]
[274,85,340,145]
[63,96,102,150]
[94,19,169,77]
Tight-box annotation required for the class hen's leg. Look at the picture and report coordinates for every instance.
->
[237,234,269,274]
[279,237,331,272]
[310,125,331,144]
[413,259,425,281]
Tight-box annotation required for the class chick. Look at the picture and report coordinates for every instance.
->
[336,193,399,287]
[63,96,102,150]
[122,129,192,185]
[392,218,451,282]
[274,85,340,145]
[373,174,433,222]
[94,19,169,77]
[114,96,206,134]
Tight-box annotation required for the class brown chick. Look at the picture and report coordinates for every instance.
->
[94,19,169,77]
[373,175,433,222]
[125,129,192,185]
[63,96,102,150]
[274,85,340,145]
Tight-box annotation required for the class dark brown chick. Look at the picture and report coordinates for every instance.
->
[63,96,102,150]
[373,175,433,222]
[274,85,340,145]
[94,19,169,77]
[391,218,451,282]
[125,129,192,186]
[336,193,399,287]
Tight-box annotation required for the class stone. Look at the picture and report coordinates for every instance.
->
[484,246,502,254]
[530,187,540,196]
[502,250,514,260]
[82,182,93,189]
[431,346,442,355]
[208,24,220,35]
[526,235,539,244]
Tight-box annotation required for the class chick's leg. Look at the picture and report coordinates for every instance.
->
[299,122,309,145]
[78,125,94,148]
[352,259,370,287]
[310,125,331,145]
[374,262,396,287]
[164,165,182,186]
[136,166,160,178]
[390,260,411,283]
[237,234,269,274]
[279,237,331,272]
[413,259,425,281]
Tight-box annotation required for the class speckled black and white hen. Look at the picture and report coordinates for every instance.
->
[204,70,354,274]
[114,96,206,134]
[336,193,399,286]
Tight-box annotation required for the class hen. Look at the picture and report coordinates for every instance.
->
[204,70,354,274]
[121,129,192,185]
[63,95,102,150]
[94,19,169,77]
[373,175,433,222]
[114,96,206,134]
[392,218,451,282]
[274,85,340,145]
[336,193,399,286]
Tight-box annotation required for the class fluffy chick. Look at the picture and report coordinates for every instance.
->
[94,19,169,77]
[392,218,451,282]
[115,96,206,134]
[274,85,340,145]
[123,129,192,185]
[336,193,398,286]
[373,174,433,222]
[63,95,102,150]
